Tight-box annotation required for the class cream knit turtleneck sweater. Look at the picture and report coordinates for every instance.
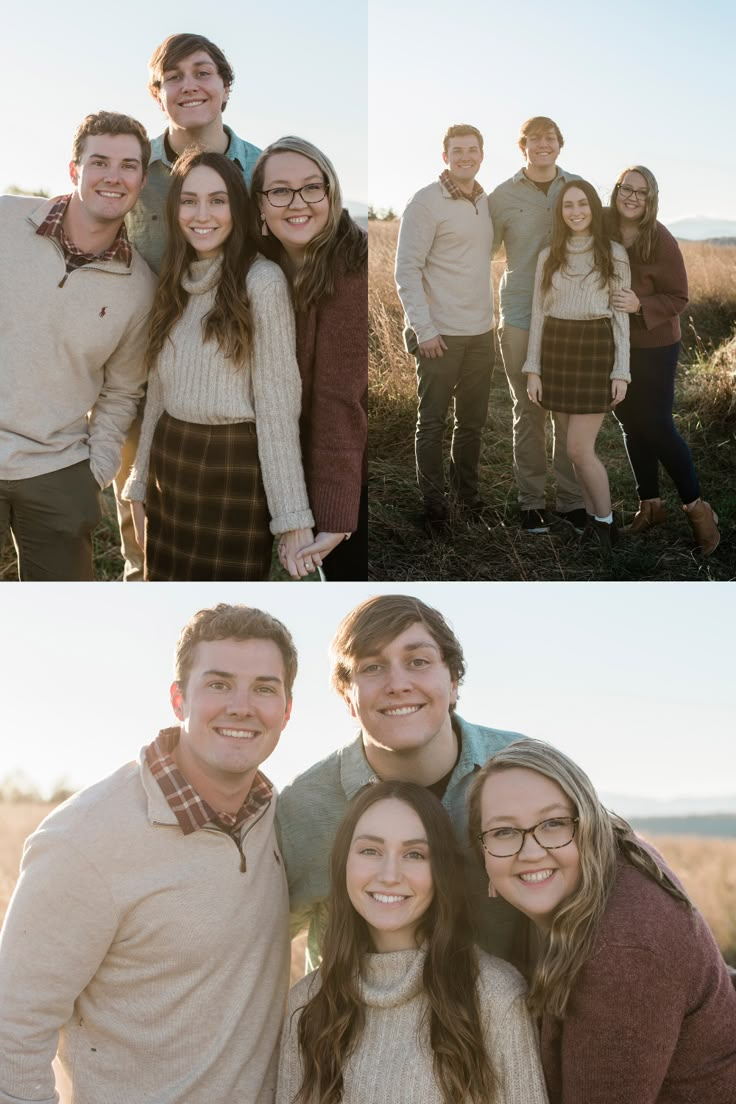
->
[277,948,549,1104]
[523,236,631,381]
[123,254,313,535]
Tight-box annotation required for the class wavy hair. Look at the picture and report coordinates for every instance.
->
[468,738,692,1020]
[294,781,498,1104]
[608,164,660,265]
[144,149,255,372]
[251,136,367,312]
[542,178,615,294]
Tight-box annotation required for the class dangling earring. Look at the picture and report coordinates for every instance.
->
[261,215,268,237]
[487,879,498,899]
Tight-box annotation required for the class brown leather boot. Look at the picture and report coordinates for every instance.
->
[683,500,720,555]
[622,499,667,534]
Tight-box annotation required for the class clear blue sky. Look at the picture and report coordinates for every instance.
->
[369,0,735,223]
[1,582,732,803]
[3,0,367,205]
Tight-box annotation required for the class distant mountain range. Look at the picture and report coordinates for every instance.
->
[664,216,736,241]
[347,199,369,228]
[601,792,736,817]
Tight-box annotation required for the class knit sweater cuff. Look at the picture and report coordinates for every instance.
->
[312,481,363,533]
[121,474,147,502]
[270,507,315,537]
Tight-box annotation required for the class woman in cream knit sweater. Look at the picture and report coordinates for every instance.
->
[277,781,548,1104]
[523,179,630,549]
[123,149,313,580]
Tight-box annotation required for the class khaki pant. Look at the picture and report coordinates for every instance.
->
[499,323,583,511]
[113,414,145,582]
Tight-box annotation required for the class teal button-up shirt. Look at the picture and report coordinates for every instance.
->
[489,165,581,330]
[126,126,262,274]
[276,714,525,971]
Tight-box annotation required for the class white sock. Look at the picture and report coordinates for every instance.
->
[594,513,613,524]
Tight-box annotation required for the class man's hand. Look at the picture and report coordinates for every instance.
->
[418,335,448,359]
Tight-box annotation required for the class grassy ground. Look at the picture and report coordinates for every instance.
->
[369,222,736,581]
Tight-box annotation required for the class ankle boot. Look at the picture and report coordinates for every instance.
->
[622,499,667,534]
[684,500,720,555]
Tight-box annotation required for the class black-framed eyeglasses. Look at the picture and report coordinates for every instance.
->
[478,816,579,858]
[258,183,329,208]
[617,184,648,202]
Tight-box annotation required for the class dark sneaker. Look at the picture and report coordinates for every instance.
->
[554,508,589,534]
[520,509,550,534]
[458,498,488,519]
[591,518,618,552]
[420,500,450,537]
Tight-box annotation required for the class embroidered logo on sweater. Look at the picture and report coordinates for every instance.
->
[99,307,107,318]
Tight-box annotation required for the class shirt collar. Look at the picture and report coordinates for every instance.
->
[36,193,132,267]
[150,125,243,171]
[439,168,484,204]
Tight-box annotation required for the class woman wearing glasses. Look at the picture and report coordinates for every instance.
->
[469,739,736,1104]
[123,149,313,580]
[251,137,368,580]
[277,780,548,1104]
[608,166,720,554]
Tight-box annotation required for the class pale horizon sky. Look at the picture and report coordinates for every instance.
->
[4,1,366,206]
[368,1,735,225]
[1,583,732,805]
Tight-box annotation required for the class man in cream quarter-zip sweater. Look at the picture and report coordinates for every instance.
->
[0,111,156,581]
[0,603,293,1104]
[395,125,495,531]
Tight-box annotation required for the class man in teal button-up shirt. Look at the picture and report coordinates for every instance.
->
[276,594,525,972]
[489,116,586,535]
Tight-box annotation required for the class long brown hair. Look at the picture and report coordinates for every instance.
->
[542,178,615,294]
[608,164,660,264]
[468,739,692,1020]
[251,136,367,313]
[144,148,255,372]
[294,781,498,1104]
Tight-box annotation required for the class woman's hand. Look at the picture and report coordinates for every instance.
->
[278,528,315,579]
[526,373,543,404]
[611,288,640,313]
[131,502,146,551]
[611,379,628,407]
[295,532,348,573]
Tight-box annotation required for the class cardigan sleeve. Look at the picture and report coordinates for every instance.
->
[121,362,165,501]
[0,829,120,1104]
[609,244,631,381]
[394,197,440,343]
[300,267,367,533]
[248,262,314,536]
[522,249,549,375]
[638,228,689,332]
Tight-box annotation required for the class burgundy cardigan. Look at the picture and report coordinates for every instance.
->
[295,264,367,533]
[541,856,736,1103]
[628,221,689,349]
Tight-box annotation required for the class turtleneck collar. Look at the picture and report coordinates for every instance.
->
[566,234,594,253]
[358,947,426,1008]
[181,253,224,295]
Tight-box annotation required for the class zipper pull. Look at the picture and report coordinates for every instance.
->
[58,273,69,288]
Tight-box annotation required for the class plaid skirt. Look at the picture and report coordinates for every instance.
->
[540,316,614,414]
[145,412,273,581]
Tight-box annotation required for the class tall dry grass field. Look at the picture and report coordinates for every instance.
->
[370,220,736,580]
[2,802,735,967]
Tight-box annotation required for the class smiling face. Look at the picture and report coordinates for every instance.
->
[346,797,434,951]
[177,164,233,259]
[524,128,561,171]
[344,622,458,761]
[479,767,581,932]
[157,50,228,132]
[258,150,330,263]
[561,186,593,236]
[69,133,145,224]
[170,637,291,806]
[616,169,649,226]
[442,133,483,187]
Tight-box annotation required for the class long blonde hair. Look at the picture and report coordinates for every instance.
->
[609,164,660,264]
[468,738,691,1019]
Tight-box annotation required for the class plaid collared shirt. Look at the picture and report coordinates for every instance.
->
[145,726,273,835]
[36,194,133,275]
[439,169,484,205]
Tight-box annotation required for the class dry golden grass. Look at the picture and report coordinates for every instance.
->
[2,803,735,967]
[369,222,736,580]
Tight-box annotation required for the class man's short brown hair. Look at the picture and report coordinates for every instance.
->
[443,124,484,155]
[175,604,298,699]
[71,111,151,174]
[518,116,564,154]
[148,33,234,112]
[330,595,466,698]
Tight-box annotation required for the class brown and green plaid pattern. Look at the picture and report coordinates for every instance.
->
[144,413,273,581]
[540,316,615,414]
[36,194,133,274]
[145,725,273,835]
[439,169,484,205]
